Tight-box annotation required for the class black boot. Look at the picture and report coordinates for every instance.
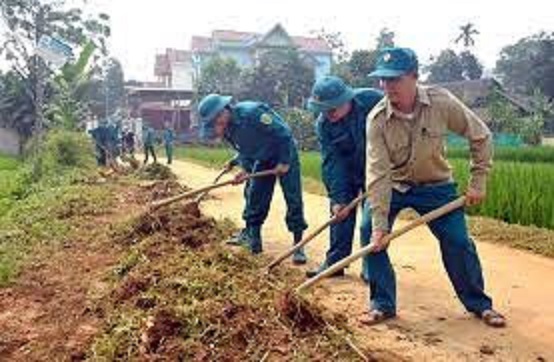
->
[248,225,263,254]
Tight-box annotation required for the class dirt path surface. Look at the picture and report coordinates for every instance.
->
[0,184,137,361]
[171,159,554,362]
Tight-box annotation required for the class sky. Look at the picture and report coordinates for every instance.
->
[3,0,553,80]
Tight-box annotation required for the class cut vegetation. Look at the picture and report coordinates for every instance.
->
[1,148,385,361]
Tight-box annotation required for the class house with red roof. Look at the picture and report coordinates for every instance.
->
[190,23,332,82]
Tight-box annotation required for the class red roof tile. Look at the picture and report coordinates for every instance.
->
[191,27,331,54]
[292,36,331,53]
[212,30,258,42]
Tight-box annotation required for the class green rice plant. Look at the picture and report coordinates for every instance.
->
[448,146,554,163]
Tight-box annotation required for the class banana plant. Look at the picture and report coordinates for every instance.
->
[46,40,96,130]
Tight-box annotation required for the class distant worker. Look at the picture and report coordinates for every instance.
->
[163,123,175,165]
[123,129,136,156]
[142,125,157,165]
[89,121,109,166]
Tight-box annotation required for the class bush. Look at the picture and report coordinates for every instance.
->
[12,130,96,198]
[280,108,318,151]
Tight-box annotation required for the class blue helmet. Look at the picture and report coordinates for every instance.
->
[197,94,232,141]
[198,94,232,124]
[307,76,355,114]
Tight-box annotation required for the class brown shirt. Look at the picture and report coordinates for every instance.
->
[366,85,492,231]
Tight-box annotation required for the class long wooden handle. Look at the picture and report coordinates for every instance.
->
[194,167,231,203]
[296,196,466,293]
[266,192,369,271]
[149,169,278,210]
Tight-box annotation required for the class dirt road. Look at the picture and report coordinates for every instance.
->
[171,159,554,361]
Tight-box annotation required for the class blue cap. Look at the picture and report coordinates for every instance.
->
[369,47,419,79]
[307,76,355,113]
[197,94,232,124]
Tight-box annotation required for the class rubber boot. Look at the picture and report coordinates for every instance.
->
[226,228,249,246]
[292,231,307,265]
[248,225,263,255]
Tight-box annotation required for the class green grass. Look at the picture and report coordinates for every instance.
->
[175,146,325,195]
[0,154,21,217]
[0,132,102,286]
[177,145,554,230]
[447,146,554,163]
[0,183,113,286]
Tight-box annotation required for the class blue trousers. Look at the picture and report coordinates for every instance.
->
[246,148,308,234]
[326,189,372,277]
[241,161,254,224]
[365,183,493,314]
[165,144,173,164]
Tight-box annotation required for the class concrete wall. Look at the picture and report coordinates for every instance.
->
[542,136,554,147]
[219,49,252,67]
[171,61,193,90]
[0,127,21,156]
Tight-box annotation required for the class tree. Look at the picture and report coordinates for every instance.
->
[487,89,552,145]
[280,108,317,151]
[240,49,314,108]
[311,28,348,63]
[459,51,483,80]
[495,32,554,99]
[332,28,396,87]
[0,71,36,138]
[455,23,479,48]
[195,56,243,99]
[87,57,125,118]
[426,48,484,83]
[376,27,395,49]
[0,0,110,136]
[426,49,465,83]
[334,49,378,88]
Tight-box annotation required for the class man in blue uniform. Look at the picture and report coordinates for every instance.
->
[142,124,157,165]
[163,123,175,165]
[198,94,308,263]
[306,76,383,279]
[89,122,108,166]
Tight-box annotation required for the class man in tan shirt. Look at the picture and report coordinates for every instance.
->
[364,47,505,328]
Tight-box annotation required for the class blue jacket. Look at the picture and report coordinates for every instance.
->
[143,127,156,147]
[225,102,294,167]
[316,89,383,205]
[163,129,174,145]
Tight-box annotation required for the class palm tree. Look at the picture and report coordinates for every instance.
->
[455,23,480,48]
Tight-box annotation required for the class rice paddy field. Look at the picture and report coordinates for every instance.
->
[176,145,554,230]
